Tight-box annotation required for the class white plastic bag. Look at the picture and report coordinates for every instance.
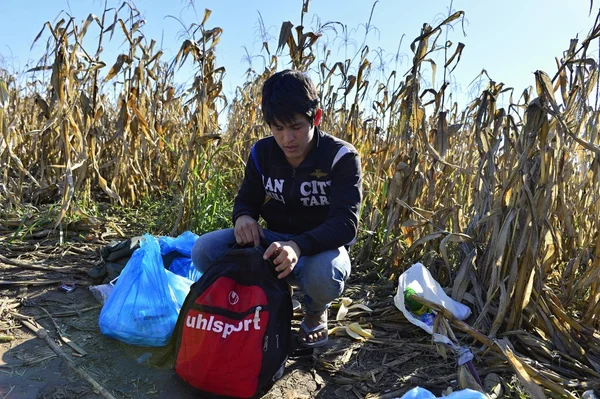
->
[395,387,487,399]
[89,283,114,304]
[394,262,471,340]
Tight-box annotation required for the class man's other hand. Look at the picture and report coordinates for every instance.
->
[264,241,301,279]
[234,215,264,246]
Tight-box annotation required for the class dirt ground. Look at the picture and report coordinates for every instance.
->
[0,238,491,399]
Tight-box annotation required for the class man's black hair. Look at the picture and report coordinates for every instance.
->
[261,69,319,127]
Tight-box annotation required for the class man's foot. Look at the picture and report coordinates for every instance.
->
[289,285,301,311]
[292,299,301,311]
[298,311,328,348]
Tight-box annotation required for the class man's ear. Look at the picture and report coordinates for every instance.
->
[313,109,322,127]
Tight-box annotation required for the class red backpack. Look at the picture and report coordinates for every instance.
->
[173,243,292,398]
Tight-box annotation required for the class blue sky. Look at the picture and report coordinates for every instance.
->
[0,0,596,108]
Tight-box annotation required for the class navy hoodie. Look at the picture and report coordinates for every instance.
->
[232,129,362,257]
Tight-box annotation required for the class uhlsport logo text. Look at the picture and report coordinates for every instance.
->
[185,312,261,338]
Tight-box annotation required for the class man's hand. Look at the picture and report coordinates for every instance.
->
[234,215,264,246]
[264,241,301,279]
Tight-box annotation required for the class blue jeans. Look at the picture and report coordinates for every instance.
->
[191,228,351,315]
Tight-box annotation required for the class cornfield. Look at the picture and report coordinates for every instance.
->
[1,1,600,396]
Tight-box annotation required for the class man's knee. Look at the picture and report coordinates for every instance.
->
[191,235,210,273]
[190,229,234,273]
[303,267,346,304]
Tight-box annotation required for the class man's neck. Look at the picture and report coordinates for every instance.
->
[286,133,317,168]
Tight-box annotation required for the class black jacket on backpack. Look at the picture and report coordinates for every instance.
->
[232,129,362,257]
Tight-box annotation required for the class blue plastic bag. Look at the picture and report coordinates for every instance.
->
[397,388,487,399]
[168,257,202,282]
[158,231,199,257]
[99,234,190,347]
[166,268,194,305]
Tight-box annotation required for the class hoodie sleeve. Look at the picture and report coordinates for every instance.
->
[291,151,362,256]
[232,145,265,225]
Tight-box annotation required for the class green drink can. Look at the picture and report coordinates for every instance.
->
[404,287,428,316]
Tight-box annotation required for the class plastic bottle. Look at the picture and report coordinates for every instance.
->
[404,287,428,316]
[419,311,435,327]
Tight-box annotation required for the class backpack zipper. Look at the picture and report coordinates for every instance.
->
[263,335,269,352]
[254,306,262,324]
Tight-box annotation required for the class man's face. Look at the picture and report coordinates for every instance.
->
[270,113,315,167]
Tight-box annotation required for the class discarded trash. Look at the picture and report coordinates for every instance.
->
[395,263,482,391]
[158,231,199,257]
[99,234,186,347]
[418,311,435,327]
[168,257,202,282]
[59,283,76,293]
[394,263,471,336]
[404,287,428,315]
[166,269,193,308]
[394,387,487,399]
[159,231,201,281]
[136,352,153,364]
[89,284,114,304]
